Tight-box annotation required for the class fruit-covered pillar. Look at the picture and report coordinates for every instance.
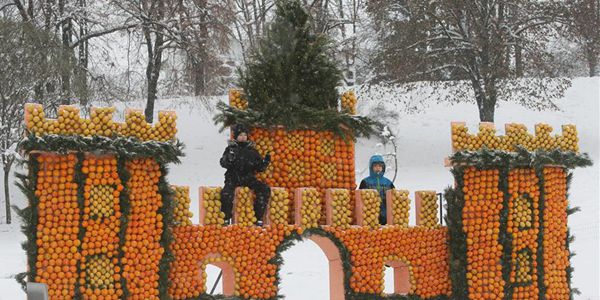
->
[446,122,591,300]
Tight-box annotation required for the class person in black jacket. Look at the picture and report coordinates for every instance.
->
[220,124,271,225]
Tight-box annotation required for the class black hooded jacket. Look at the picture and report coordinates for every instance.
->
[220,140,269,183]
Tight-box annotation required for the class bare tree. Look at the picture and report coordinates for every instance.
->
[230,0,276,63]
[567,0,600,76]
[368,0,569,122]
[0,20,70,224]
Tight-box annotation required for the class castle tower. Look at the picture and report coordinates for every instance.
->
[446,122,591,300]
[19,104,182,299]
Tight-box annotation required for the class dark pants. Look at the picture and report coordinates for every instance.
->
[220,176,271,221]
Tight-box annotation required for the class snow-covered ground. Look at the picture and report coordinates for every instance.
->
[1,77,598,299]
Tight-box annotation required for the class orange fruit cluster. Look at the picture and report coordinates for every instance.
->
[249,128,355,190]
[341,90,357,114]
[235,187,258,226]
[451,123,579,152]
[462,168,505,299]
[122,159,164,300]
[329,189,352,228]
[169,225,296,300]
[228,89,248,110]
[172,186,193,226]
[267,188,290,225]
[201,187,224,226]
[390,190,410,227]
[299,188,321,227]
[80,156,124,299]
[358,190,380,229]
[34,154,81,299]
[325,226,451,297]
[542,167,570,299]
[416,191,438,228]
[24,103,177,142]
[507,168,540,299]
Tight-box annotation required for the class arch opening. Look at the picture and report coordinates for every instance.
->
[200,254,236,296]
[278,235,345,300]
[383,260,412,295]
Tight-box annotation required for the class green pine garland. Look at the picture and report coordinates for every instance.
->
[157,164,176,299]
[18,133,184,164]
[116,157,132,299]
[213,102,380,141]
[73,152,87,299]
[13,154,41,291]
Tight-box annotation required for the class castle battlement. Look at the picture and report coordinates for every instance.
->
[24,103,178,142]
[451,121,580,152]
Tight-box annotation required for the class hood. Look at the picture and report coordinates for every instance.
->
[369,155,386,178]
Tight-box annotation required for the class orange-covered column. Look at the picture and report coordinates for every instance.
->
[33,154,80,299]
[122,158,164,299]
[542,167,571,299]
[462,167,505,299]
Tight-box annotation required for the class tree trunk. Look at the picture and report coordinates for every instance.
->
[515,44,524,77]
[585,44,598,77]
[60,0,72,105]
[3,160,11,224]
[471,77,497,122]
[144,34,164,123]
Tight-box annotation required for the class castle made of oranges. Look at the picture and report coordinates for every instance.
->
[17,90,590,300]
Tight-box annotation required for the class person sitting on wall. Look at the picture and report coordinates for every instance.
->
[359,155,395,225]
[220,124,271,226]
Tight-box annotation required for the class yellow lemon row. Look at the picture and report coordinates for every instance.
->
[299,188,321,228]
[341,90,357,115]
[236,187,258,226]
[451,122,579,152]
[390,190,410,227]
[359,190,381,229]
[25,103,177,142]
[229,89,248,110]
[268,189,290,225]
[172,186,193,226]
[416,191,439,229]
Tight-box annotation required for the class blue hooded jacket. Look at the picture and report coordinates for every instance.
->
[359,155,395,224]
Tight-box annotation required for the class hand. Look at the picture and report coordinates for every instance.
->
[227,149,236,162]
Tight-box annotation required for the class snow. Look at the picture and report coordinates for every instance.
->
[1,77,598,299]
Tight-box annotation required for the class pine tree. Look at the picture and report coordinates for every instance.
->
[239,0,341,116]
[216,0,378,139]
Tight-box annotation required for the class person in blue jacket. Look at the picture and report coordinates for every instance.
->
[359,155,395,225]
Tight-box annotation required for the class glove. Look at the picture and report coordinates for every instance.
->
[264,153,271,163]
[227,149,236,162]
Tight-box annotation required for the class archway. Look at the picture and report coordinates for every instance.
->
[200,253,236,296]
[278,235,345,300]
[383,259,412,295]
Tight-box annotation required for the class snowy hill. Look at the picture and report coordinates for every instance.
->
[0,77,598,300]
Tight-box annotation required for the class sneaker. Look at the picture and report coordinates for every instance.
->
[223,219,232,226]
[254,220,263,227]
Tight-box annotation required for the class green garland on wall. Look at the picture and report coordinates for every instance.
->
[13,155,41,290]
[18,133,185,164]
[73,152,87,299]
[116,156,132,299]
[157,164,176,299]
[213,102,380,142]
